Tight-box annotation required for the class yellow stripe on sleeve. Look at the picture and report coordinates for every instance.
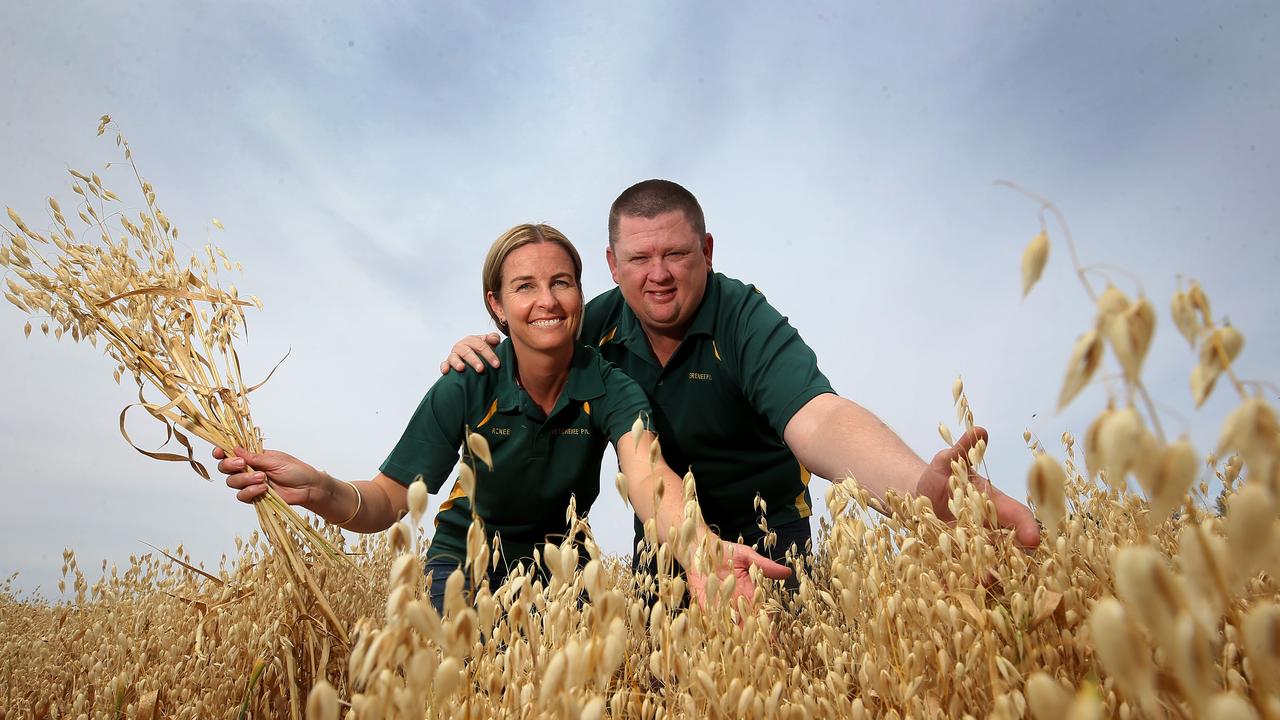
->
[434,480,468,527]
[476,398,499,428]
[793,463,813,518]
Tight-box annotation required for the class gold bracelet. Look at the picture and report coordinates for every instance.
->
[334,480,363,526]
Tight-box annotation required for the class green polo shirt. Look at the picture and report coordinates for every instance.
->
[380,339,649,567]
[581,272,834,543]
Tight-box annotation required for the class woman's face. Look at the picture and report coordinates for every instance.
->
[487,242,583,354]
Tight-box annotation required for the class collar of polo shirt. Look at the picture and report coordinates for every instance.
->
[492,339,609,416]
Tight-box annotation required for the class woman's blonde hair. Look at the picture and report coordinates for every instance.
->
[482,223,584,336]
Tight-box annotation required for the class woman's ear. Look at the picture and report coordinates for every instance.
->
[486,290,505,326]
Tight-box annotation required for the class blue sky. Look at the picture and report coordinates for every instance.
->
[2,1,1277,595]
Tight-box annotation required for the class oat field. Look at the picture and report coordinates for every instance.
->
[2,131,1278,720]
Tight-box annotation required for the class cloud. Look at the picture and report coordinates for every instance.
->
[2,1,1277,593]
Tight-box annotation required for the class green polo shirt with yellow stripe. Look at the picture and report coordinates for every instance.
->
[582,272,834,544]
[380,339,649,567]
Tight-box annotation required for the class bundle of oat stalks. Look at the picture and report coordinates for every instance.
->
[0,120,355,649]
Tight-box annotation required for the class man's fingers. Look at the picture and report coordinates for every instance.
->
[442,334,503,374]
[474,344,501,369]
[932,426,990,471]
[993,489,1041,550]
[461,335,502,369]
[452,347,489,373]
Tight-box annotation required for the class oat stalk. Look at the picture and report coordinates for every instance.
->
[0,118,355,648]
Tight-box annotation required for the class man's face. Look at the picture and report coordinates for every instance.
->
[607,210,713,340]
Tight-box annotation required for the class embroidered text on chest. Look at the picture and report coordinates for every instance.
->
[687,372,713,381]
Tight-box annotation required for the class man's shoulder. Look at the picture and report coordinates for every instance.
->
[710,272,770,306]
[707,272,781,334]
[583,287,626,343]
[585,286,625,316]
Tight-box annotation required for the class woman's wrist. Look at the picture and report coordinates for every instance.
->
[332,480,363,526]
[310,471,358,525]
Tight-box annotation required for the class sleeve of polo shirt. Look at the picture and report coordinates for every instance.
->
[593,361,653,445]
[729,288,835,437]
[379,374,468,493]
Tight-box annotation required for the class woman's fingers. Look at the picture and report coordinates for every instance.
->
[217,455,246,475]
[226,469,268,504]
[225,470,265,490]
[739,546,793,580]
[235,483,269,503]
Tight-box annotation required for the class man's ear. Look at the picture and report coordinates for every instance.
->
[606,245,621,285]
[702,233,714,270]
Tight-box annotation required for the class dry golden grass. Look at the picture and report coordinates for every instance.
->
[2,131,1278,719]
[1,120,364,714]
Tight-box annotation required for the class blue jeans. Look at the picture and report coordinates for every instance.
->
[423,556,504,615]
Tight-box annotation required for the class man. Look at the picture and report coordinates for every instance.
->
[443,180,1040,572]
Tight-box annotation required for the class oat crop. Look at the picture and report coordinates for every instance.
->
[2,149,1277,719]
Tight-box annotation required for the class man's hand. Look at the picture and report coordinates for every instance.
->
[438,333,503,374]
[914,427,1041,550]
[214,447,324,506]
[685,541,792,613]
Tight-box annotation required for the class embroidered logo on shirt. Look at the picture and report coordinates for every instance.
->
[688,372,713,381]
[553,427,591,436]
[490,427,511,436]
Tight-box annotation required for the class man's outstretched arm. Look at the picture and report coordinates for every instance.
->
[783,393,1040,549]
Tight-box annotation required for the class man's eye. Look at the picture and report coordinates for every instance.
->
[517,283,534,291]
[553,279,572,288]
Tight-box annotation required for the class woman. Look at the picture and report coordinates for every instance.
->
[217,223,788,612]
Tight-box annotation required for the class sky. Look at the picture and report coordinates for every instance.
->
[2,1,1277,597]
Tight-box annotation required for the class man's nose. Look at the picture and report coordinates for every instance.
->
[648,259,673,283]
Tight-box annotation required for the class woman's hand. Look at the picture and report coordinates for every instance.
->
[214,447,327,506]
[685,540,792,613]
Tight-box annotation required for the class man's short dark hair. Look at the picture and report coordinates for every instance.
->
[608,179,706,246]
